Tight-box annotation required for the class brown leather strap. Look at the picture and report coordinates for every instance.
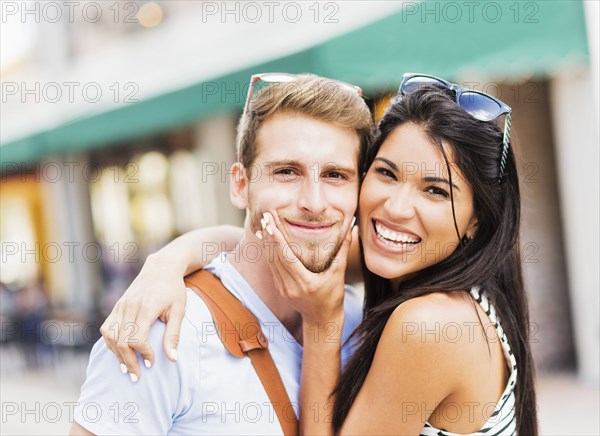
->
[185,270,298,436]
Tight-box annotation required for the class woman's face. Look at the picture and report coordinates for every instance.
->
[359,122,478,280]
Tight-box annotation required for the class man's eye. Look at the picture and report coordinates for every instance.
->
[274,168,301,181]
[326,172,346,180]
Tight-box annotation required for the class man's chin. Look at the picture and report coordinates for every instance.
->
[301,258,336,274]
[290,240,341,274]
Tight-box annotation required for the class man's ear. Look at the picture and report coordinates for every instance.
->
[230,162,249,210]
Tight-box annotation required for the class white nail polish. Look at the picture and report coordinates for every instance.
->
[170,348,178,361]
[255,231,263,240]
[120,363,127,374]
[266,225,273,236]
[351,217,356,228]
[263,213,270,224]
[260,218,266,229]
[130,373,138,383]
[144,359,152,368]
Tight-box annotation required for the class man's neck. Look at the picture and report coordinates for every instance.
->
[227,231,304,344]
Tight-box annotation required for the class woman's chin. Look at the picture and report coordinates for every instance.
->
[364,257,404,280]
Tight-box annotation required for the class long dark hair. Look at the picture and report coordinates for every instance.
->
[332,87,537,434]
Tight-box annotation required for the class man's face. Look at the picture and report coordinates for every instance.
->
[238,113,360,273]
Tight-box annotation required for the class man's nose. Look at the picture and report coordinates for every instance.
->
[297,177,328,215]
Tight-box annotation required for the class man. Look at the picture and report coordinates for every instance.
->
[71,74,373,434]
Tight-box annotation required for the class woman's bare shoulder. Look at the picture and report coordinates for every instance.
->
[390,291,479,326]
[383,291,489,365]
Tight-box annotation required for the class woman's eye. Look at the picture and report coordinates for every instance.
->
[374,167,396,180]
[426,186,450,198]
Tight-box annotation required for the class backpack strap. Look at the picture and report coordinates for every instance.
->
[184,270,299,436]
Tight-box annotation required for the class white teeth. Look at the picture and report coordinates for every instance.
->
[375,222,419,244]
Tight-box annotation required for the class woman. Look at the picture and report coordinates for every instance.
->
[102,75,537,434]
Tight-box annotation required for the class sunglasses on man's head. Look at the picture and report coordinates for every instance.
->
[399,73,512,181]
[243,72,363,115]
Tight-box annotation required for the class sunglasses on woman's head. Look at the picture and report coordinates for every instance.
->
[399,73,512,181]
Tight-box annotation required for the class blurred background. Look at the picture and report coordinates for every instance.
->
[1,1,598,434]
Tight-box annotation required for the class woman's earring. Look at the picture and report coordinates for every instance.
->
[461,234,474,245]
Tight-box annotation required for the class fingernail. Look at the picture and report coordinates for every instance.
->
[351,217,356,228]
[266,225,273,236]
[144,359,152,368]
[260,218,266,229]
[130,373,138,383]
[120,363,127,374]
[263,213,270,224]
[255,231,263,240]
[170,348,178,361]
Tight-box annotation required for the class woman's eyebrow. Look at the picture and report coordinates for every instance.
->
[374,157,398,171]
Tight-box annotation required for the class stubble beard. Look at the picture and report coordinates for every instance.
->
[248,205,344,274]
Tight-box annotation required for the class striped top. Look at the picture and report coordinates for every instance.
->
[420,288,518,436]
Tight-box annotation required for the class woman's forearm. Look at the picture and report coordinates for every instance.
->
[99,224,245,378]
[144,225,244,276]
[300,314,344,435]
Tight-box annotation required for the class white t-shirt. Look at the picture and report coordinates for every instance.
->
[74,253,364,435]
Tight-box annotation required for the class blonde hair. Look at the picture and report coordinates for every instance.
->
[236,74,374,173]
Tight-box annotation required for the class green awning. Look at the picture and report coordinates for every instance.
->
[1,0,589,165]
